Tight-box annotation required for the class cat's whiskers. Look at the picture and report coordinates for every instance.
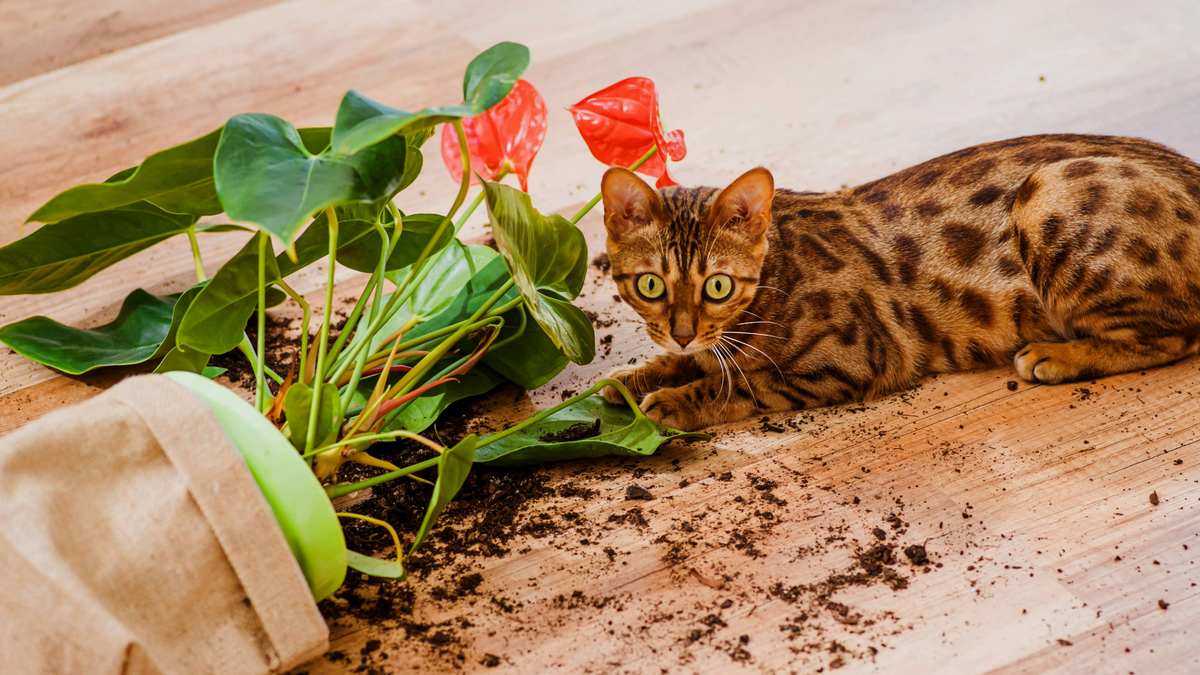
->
[736,320,786,328]
[721,334,786,380]
[723,330,787,340]
[707,344,733,411]
[717,340,757,408]
[756,285,791,298]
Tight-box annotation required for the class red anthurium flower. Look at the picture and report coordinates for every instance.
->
[441,78,547,191]
[567,77,687,188]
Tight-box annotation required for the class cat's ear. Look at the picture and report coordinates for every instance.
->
[710,167,775,240]
[601,167,664,241]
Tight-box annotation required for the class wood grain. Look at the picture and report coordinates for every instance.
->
[0,0,285,86]
[2,0,1199,673]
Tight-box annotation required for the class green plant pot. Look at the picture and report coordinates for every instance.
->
[164,371,347,601]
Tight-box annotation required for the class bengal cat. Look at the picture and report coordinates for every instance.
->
[598,134,1200,431]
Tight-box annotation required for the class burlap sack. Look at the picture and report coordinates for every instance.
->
[0,375,329,675]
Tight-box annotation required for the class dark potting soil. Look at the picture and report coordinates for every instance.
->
[538,419,601,443]
[210,310,348,395]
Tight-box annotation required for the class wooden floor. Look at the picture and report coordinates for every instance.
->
[2,1,1199,673]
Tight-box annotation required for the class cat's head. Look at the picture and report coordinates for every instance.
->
[601,167,775,354]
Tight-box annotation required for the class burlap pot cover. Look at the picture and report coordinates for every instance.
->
[0,375,329,675]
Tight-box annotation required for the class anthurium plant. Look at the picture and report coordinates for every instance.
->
[0,43,707,595]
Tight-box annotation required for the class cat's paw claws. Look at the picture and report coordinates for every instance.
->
[1014,342,1077,384]
[641,389,703,431]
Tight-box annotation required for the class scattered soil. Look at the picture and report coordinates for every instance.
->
[538,418,601,443]
[591,252,611,273]
[625,484,654,500]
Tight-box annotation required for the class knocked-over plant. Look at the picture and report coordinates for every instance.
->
[0,43,707,592]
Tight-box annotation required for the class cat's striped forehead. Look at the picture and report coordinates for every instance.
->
[656,186,721,271]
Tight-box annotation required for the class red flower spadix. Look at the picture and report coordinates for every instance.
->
[441,78,547,191]
[567,77,687,188]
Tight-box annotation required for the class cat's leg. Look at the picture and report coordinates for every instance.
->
[602,352,704,404]
[1008,156,1200,385]
[1015,335,1198,384]
[640,367,859,431]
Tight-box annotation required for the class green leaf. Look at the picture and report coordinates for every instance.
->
[276,203,384,277]
[332,43,529,155]
[375,253,570,390]
[178,232,279,355]
[202,366,228,379]
[0,202,196,295]
[346,550,404,579]
[482,180,594,364]
[264,285,287,308]
[337,213,454,274]
[196,223,256,234]
[483,306,569,390]
[385,365,504,433]
[476,397,709,467]
[154,343,210,374]
[0,286,194,374]
[285,382,343,450]
[411,434,476,554]
[213,114,412,245]
[297,127,332,154]
[461,41,529,112]
[27,129,224,224]
[370,242,498,353]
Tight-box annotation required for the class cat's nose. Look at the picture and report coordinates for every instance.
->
[673,335,692,348]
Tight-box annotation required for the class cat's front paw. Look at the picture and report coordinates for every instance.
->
[602,366,650,405]
[1014,342,1080,384]
[641,388,705,431]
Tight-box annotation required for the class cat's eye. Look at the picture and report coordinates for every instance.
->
[636,273,666,300]
[704,274,734,301]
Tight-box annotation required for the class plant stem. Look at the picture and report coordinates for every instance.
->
[569,146,659,225]
[307,429,443,456]
[327,123,473,378]
[326,457,439,498]
[453,164,510,234]
[383,279,513,403]
[276,278,310,382]
[305,207,339,454]
[475,378,641,449]
[186,224,206,283]
[238,335,284,384]
[339,216,393,409]
[254,233,268,412]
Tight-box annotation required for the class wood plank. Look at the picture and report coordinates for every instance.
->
[0,0,286,86]
[2,0,1200,673]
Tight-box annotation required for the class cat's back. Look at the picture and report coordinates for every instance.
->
[767,133,1200,266]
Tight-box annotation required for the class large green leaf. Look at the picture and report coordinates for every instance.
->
[213,114,412,245]
[475,397,709,467]
[285,382,343,450]
[483,305,570,390]
[27,130,224,224]
[178,232,280,355]
[0,202,196,295]
[411,434,477,554]
[0,285,203,374]
[337,213,454,274]
[331,42,529,155]
[482,180,594,364]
